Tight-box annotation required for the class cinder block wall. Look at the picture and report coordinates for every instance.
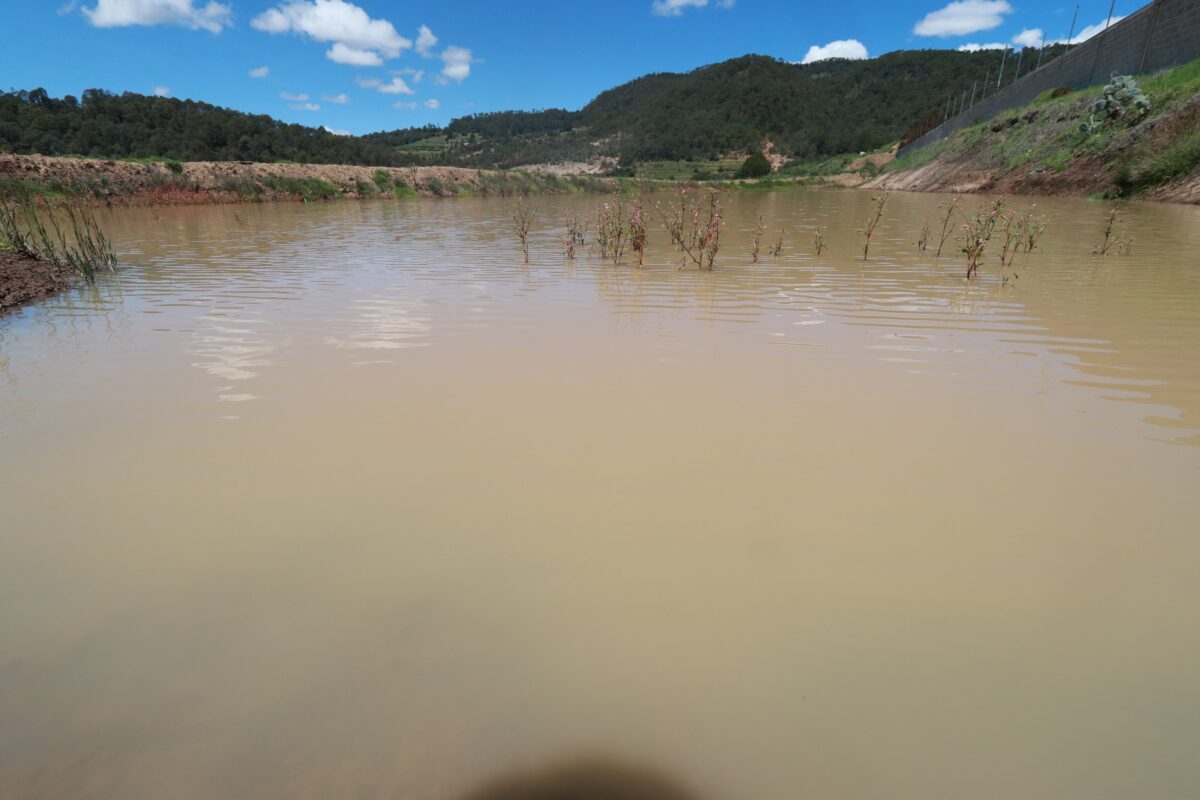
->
[898,0,1200,156]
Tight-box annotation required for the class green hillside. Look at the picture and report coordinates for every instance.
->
[2,47,1067,173]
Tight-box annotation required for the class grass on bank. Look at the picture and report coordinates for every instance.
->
[886,57,1200,196]
[0,194,116,281]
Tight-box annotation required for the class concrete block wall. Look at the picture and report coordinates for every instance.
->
[898,0,1200,156]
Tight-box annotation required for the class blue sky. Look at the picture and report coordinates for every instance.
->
[1,0,1141,135]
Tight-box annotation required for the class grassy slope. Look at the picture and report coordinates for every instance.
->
[876,58,1200,201]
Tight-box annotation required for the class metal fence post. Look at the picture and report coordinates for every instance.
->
[1138,0,1166,73]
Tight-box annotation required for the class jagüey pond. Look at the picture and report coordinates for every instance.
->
[2,189,1199,800]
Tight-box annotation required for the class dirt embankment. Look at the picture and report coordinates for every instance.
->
[0,251,72,313]
[0,154,612,206]
[865,80,1200,204]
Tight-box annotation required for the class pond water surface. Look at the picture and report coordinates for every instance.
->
[2,190,1199,800]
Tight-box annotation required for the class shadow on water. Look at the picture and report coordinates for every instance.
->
[458,759,700,800]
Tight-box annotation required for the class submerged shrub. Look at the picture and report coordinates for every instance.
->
[1094,206,1133,255]
[656,187,724,271]
[859,193,888,260]
[957,199,1003,278]
[512,199,535,263]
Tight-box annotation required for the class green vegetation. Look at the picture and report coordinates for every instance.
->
[3,49,1030,174]
[886,137,948,173]
[891,57,1200,198]
[261,176,339,201]
[735,153,772,179]
[1115,122,1200,194]
[0,194,116,282]
[0,88,419,165]
[636,157,744,181]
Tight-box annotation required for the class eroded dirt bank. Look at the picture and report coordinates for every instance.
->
[0,251,72,312]
[0,154,612,205]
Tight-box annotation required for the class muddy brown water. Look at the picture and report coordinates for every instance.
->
[2,190,1199,800]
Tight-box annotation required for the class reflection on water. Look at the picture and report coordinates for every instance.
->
[459,759,698,800]
[1,190,1199,800]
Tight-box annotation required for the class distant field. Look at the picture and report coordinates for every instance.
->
[395,135,471,160]
[636,158,746,180]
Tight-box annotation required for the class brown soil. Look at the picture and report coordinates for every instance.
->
[0,154,611,206]
[818,148,898,188]
[0,251,72,313]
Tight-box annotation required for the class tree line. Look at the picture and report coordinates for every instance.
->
[2,47,1062,170]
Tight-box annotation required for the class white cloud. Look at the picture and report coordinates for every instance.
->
[393,100,417,109]
[651,0,733,16]
[249,65,270,78]
[327,41,383,65]
[1018,16,1124,48]
[280,91,310,101]
[322,125,351,136]
[424,98,440,109]
[957,42,1007,51]
[322,93,350,104]
[415,24,437,57]
[355,76,382,88]
[800,39,869,64]
[252,0,412,65]
[441,45,473,82]
[392,67,424,83]
[1011,28,1042,48]
[1066,16,1125,44]
[291,102,320,111]
[82,0,232,32]
[377,77,415,95]
[152,85,171,97]
[914,0,1011,37]
[57,1,79,15]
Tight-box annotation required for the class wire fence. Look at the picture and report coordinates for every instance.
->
[899,0,1200,155]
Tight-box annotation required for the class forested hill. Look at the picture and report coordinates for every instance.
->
[2,47,1065,169]
[378,48,1066,167]
[0,88,410,166]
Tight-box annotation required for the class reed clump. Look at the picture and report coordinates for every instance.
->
[0,195,116,282]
